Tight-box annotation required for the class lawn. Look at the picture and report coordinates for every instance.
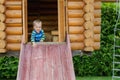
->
[76,76,112,80]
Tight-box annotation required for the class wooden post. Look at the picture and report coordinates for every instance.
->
[58,0,65,42]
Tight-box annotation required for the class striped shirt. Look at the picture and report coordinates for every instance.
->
[31,30,45,42]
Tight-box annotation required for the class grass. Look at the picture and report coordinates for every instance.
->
[76,76,112,80]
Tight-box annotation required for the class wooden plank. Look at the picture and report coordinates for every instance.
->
[6,23,22,27]
[68,10,84,18]
[5,10,22,18]
[70,34,84,42]
[71,42,84,50]
[5,1,21,6]
[69,26,84,34]
[6,35,22,43]
[6,27,22,35]
[23,0,28,43]
[6,5,22,10]
[6,43,21,51]
[58,0,65,42]
[68,1,84,9]
[6,18,22,23]
[69,18,84,26]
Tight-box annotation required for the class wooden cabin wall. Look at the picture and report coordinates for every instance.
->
[28,0,58,42]
[0,0,6,53]
[67,0,101,51]
[5,0,22,51]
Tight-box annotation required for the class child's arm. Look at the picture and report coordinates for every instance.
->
[31,31,36,46]
[40,30,45,42]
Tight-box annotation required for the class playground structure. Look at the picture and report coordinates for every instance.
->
[0,0,102,53]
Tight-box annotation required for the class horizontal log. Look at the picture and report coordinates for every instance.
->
[69,18,84,26]
[0,40,6,49]
[94,26,101,34]
[84,13,94,21]
[0,31,6,39]
[0,49,6,53]
[6,23,22,27]
[84,4,94,13]
[94,2,101,9]
[68,1,85,9]
[6,18,22,23]
[94,18,101,26]
[5,1,21,6]
[0,5,5,13]
[6,43,21,51]
[71,42,84,50]
[0,13,5,22]
[84,30,94,38]
[51,30,58,35]
[69,26,84,34]
[6,35,22,43]
[94,10,101,18]
[84,0,94,4]
[0,22,5,31]
[94,34,100,42]
[84,38,94,47]
[70,34,84,42]
[68,10,84,18]
[93,42,100,50]
[0,0,5,4]
[6,5,22,10]
[84,21,94,30]
[84,47,94,51]
[6,27,22,35]
[5,10,21,18]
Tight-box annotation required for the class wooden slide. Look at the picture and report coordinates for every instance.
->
[16,36,75,80]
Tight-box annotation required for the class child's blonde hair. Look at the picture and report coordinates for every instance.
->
[33,19,42,26]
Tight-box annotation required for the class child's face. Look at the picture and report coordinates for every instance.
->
[34,22,42,33]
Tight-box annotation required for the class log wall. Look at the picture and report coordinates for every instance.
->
[5,0,22,51]
[0,0,6,53]
[67,0,101,51]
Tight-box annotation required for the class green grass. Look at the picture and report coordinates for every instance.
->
[76,76,112,80]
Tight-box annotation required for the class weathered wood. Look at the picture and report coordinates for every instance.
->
[58,0,65,42]
[84,13,94,21]
[5,1,21,6]
[6,23,22,27]
[68,10,84,18]
[94,26,101,34]
[71,42,84,50]
[0,22,5,31]
[94,10,101,18]
[6,18,22,23]
[84,30,94,38]
[68,1,85,9]
[0,5,5,13]
[84,38,94,47]
[6,43,21,51]
[84,21,94,29]
[84,0,94,4]
[0,31,6,39]
[6,35,22,43]
[6,5,22,10]
[53,36,59,42]
[0,49,6,53]
[84,47,94,51]
[94,18,101,26]
[94,2,101,9]
[94,34,100,42]
[0,13,5,22]
[69,18,84,26]
[84,4,94,12]
[5,10,21,18]
[0,40,6,49]
[69,26,84,34]
[6,27,22,35]
[70,34,84,42]
[93,42,100,50]
[51,30,58,36]
[0,0,5,4]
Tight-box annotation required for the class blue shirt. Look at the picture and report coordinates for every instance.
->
[31,30,45,42]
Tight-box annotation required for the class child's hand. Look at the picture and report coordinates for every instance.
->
[32,42,37,47]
